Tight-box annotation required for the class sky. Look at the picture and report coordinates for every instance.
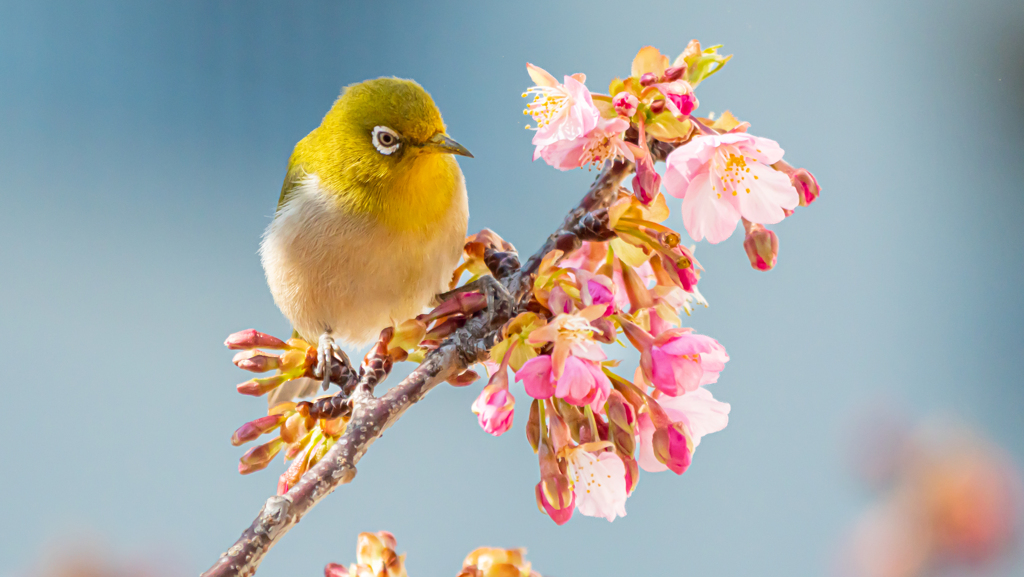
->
[1,1,1023,576]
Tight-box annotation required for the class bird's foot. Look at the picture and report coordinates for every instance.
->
[437,275,516,323]
[313,333,355,391]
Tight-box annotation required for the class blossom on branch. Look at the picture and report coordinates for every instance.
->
[664,133,799,243]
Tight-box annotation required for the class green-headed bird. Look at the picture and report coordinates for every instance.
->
[260,78,472,405]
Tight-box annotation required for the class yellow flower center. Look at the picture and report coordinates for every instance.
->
[522,86,570,130]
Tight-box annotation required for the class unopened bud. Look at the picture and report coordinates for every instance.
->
[649,99,666,114]
[621,263,655,312]
[236,374,289,396]
[231,414,286,446]
[663,65,686,82]
[279,412,310,444]
[324,563,350,577]
[639,72,657,86]
[224,329,287,350]
[421,292,487,323]
[792,168,820,207]
[612,92,639,117]
[743,223,779,272]
[526,399,541,452]
[447,369,480,387]
[425,316,465,340]
[390,318,427,352]
[590,317,617,344]
[771,160,821,207]
[535,478,574,526]
[232,350,281,373]
[322,416,347,437]
[239,437,285,469]
[652,421,693,475]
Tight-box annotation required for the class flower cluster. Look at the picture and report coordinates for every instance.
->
[325,531,407,577]
[322,532,539,577]
[220,40,821,530]
[466,190,730,523]
[524,42,821,269]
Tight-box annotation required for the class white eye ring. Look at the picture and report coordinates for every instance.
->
[372,126,401,155]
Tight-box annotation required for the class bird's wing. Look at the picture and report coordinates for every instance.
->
[275,159,305,215]
[267,157,319,409]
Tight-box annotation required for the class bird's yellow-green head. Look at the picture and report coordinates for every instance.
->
[286,77,472,232]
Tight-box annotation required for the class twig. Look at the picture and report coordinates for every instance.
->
[201,159,633,577]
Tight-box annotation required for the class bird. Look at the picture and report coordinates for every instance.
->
[259,77,472,405]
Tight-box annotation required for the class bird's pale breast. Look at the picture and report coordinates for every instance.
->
[260,173,468,345]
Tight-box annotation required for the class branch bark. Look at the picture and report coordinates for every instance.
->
[202,160,632,577]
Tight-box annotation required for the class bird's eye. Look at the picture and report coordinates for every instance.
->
[372,126,401,155]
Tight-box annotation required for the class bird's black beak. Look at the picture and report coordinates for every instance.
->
[422,132,473,158]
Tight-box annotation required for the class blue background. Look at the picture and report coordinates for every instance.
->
[1,1,1022,575]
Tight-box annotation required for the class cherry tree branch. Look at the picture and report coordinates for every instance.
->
[201,159,633,577]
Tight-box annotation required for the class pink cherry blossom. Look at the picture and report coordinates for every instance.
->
[527,311,606,378]
[514,354,611,411]
[524,63,600,149]
[637,387,731,474]
[664,133,799,243]
[536,116,633,171]
[565,447,628,521]
[623,324,728,396]
[471,384,515,436]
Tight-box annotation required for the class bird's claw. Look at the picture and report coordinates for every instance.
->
[437,275,515,322]
[313,333,354,391]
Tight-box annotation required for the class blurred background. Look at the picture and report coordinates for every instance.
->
[2,0,1022,575]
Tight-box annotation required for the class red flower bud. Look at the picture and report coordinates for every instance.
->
[232,350,281,372]
[743,222,779,272]
[663,65,686,82]
[649,99,666,114]
[652,422,692,475]
[236,375,289,396]
[639,72,657,86]
[224,329,287,350]
[231,414,286,446]
[239,437,285,470]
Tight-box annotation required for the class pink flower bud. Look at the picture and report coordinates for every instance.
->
[631,152,661,204]
[649,99,666,114]
[652,422,692,474]
[324,563,350,577]
[236,375,289,397]
[792,168,820,207]
[771,160,821,207]
[590,318,617,344]
[663,65,686,82]
[471,384,515,436]
[743,223,779,272]
[239,437,285,469]
[535,479,574,526]
[639,72,657,86]
[231,414,286,446]
[666,92,698,116]
[224,329,287,350]
[232,350,281,373]
[613,92,639,117]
